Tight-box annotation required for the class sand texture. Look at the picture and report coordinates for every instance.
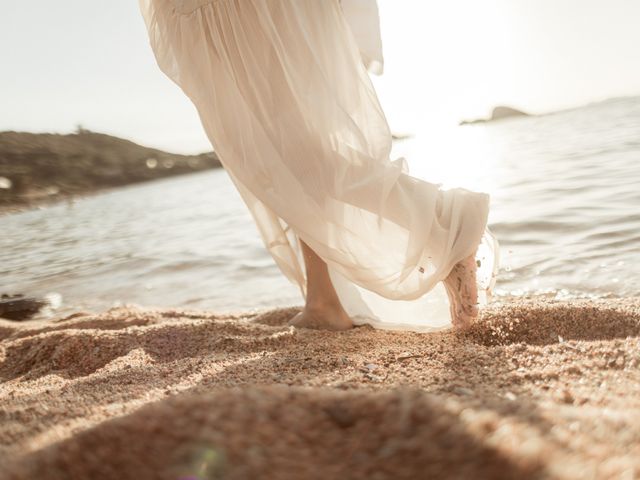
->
[1,298,640,479]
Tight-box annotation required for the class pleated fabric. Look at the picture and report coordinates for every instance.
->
[139,0,499,331]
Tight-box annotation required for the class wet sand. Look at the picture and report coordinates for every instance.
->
[1,298,639,479]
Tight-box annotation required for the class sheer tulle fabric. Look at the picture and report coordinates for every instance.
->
[139,0,499,331]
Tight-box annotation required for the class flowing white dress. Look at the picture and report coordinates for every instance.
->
[139,0,499,331]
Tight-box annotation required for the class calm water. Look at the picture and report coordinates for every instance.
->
[2,97,640,318]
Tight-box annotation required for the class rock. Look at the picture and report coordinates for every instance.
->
[0,294,48,320]
[459,105,530,125]
[490,106,528,121]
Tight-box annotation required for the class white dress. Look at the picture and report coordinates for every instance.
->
[139,0,499,331]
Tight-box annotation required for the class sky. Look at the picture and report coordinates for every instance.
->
[1,0,639,154]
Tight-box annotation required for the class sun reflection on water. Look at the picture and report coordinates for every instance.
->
[393,125,501,195]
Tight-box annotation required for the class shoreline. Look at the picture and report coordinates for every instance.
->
[0,168,224,218]
[1,297,639,478]
[0,129,222,218]
[0,192,88,217]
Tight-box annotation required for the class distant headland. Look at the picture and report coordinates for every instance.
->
[459,106,530,125]
[0,129,221,213]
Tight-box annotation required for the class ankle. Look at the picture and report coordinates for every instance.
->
[304,299,344,313]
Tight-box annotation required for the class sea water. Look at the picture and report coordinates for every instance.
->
[2,97,639,318]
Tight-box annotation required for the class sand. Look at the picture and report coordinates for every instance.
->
[1,298,639,479]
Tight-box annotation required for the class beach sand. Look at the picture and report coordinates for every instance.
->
[1,298,639,479]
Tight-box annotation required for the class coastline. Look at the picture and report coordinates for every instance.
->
[1,297,639,479]
[0,130,222,218]
[0,168,219,218]
[0,192,92,217]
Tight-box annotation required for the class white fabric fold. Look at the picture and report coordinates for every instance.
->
[139,0,499,331]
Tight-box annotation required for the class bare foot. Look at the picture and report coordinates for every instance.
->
[443,252,479,329]
[288,304,353,331]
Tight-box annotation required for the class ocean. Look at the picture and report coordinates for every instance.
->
[2,96,639,318]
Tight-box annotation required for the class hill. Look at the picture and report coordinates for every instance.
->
[459,106,530,125]
[0,130,221,211]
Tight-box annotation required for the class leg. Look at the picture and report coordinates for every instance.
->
[288,240,353,331]
[442,252,479,329]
